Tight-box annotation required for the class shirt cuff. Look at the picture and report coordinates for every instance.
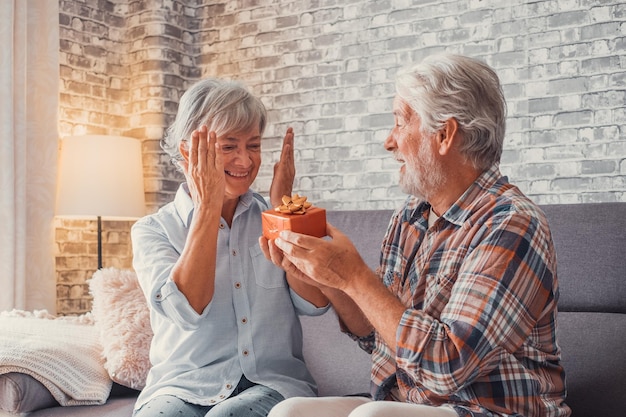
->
[156,280,210,330]
[289,288,330,316]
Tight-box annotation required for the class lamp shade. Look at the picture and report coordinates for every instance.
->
[56,135,146,219]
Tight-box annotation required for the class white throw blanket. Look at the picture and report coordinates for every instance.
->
[0,310,112,406]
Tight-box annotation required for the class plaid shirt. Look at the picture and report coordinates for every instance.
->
[360,166,571,417]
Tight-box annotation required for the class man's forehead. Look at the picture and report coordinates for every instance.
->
[392,96,412,115]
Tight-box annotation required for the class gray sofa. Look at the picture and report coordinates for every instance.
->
[13,203,626,416]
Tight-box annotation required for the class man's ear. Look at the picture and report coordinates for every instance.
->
[436,118,459,155]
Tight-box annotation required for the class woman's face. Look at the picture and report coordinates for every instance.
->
[217,126,262,201]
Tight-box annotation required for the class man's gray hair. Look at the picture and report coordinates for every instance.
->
[395,53,507,171]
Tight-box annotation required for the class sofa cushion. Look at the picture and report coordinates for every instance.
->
[301,310,371,397]
[0,372,58,413]
[542,203,626,313]
[89,268,152,390]
[557,311,626,416]
[27,397,137,417]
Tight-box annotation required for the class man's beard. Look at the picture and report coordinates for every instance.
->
[398,138,445,201]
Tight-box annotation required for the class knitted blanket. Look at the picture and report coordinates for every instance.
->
[0,310,112,406]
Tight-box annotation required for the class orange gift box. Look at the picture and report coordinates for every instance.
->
[262,206,327,240]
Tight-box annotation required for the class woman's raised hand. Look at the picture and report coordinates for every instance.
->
[179,125,225,211]
[270,127,296,208]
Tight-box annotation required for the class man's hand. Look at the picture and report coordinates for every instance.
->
[269,127,295,208]
[260,224,382,338]
[272,224,369,294]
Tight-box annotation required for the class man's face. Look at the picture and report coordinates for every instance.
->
[385,96,445,200]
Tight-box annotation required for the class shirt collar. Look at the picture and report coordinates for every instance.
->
[443,164,505,226]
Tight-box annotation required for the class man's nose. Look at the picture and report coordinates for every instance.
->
[383,131,396,152]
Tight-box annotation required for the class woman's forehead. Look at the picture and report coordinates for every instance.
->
[219,127,261,141]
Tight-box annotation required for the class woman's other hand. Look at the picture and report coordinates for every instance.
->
[269,127,295,208]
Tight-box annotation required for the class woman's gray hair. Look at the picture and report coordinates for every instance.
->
[162,78,267,169]
[395,53,507,171]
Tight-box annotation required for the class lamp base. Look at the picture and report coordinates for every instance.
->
[97,215,102,269]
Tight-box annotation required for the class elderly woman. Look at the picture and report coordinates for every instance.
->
[131,78,328,417]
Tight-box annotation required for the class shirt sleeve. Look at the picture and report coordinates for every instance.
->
[394,211,556,395]
[289,288,330,316]
[131,216,210,331]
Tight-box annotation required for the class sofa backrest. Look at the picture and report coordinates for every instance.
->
[541,202,626,417]
[541,202,626,313]
[328,204,626,313]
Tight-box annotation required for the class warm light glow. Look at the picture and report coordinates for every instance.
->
[56,135,146,219]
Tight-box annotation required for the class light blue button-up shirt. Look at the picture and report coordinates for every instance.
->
[131,184,328,410]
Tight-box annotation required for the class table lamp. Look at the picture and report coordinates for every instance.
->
[55,135,146,269]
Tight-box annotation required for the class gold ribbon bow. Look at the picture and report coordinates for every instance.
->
[275,194,313,215]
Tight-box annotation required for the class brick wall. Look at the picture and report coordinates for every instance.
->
[55,218,135,314]
[56,0,626,314]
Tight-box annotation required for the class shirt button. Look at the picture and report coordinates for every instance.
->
[219,223,225,229]
[226,383,232,389]
[219,394,225,399]
[232,249,237,256]
[241,317,248,324]
[242,349,249,356]
[234,282,242,289]
[210,399,216,404]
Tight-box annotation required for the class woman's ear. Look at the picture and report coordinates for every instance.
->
[179,140,189,161]
[437,118,459,155]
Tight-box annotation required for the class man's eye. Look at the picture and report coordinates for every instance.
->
[248,144,261,151]
[221,146,236,152]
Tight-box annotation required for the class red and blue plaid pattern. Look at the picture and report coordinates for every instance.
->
[367,166,570,417]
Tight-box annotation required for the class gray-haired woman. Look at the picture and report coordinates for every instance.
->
[131,78,328,417]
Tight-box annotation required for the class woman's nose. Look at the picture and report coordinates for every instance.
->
[232,149,253,166]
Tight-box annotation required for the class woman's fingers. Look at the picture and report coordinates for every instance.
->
[189,129,200,168]
[280,127,294,164]
[196,125,208,171]
[189,126,222,174]
[209,131,223,172]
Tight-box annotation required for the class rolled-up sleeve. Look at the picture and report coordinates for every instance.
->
[131,215,210,330]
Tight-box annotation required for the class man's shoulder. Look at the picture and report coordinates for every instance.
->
[481,188,551,236]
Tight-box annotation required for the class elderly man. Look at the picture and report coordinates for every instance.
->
[260,53,571,417]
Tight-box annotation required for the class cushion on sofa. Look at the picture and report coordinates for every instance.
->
[557,311,626,417]
[542,203,626,313]
[89,268,153,391]
[0,372,58,414]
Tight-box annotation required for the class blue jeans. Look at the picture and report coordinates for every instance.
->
[133,377,284,417]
